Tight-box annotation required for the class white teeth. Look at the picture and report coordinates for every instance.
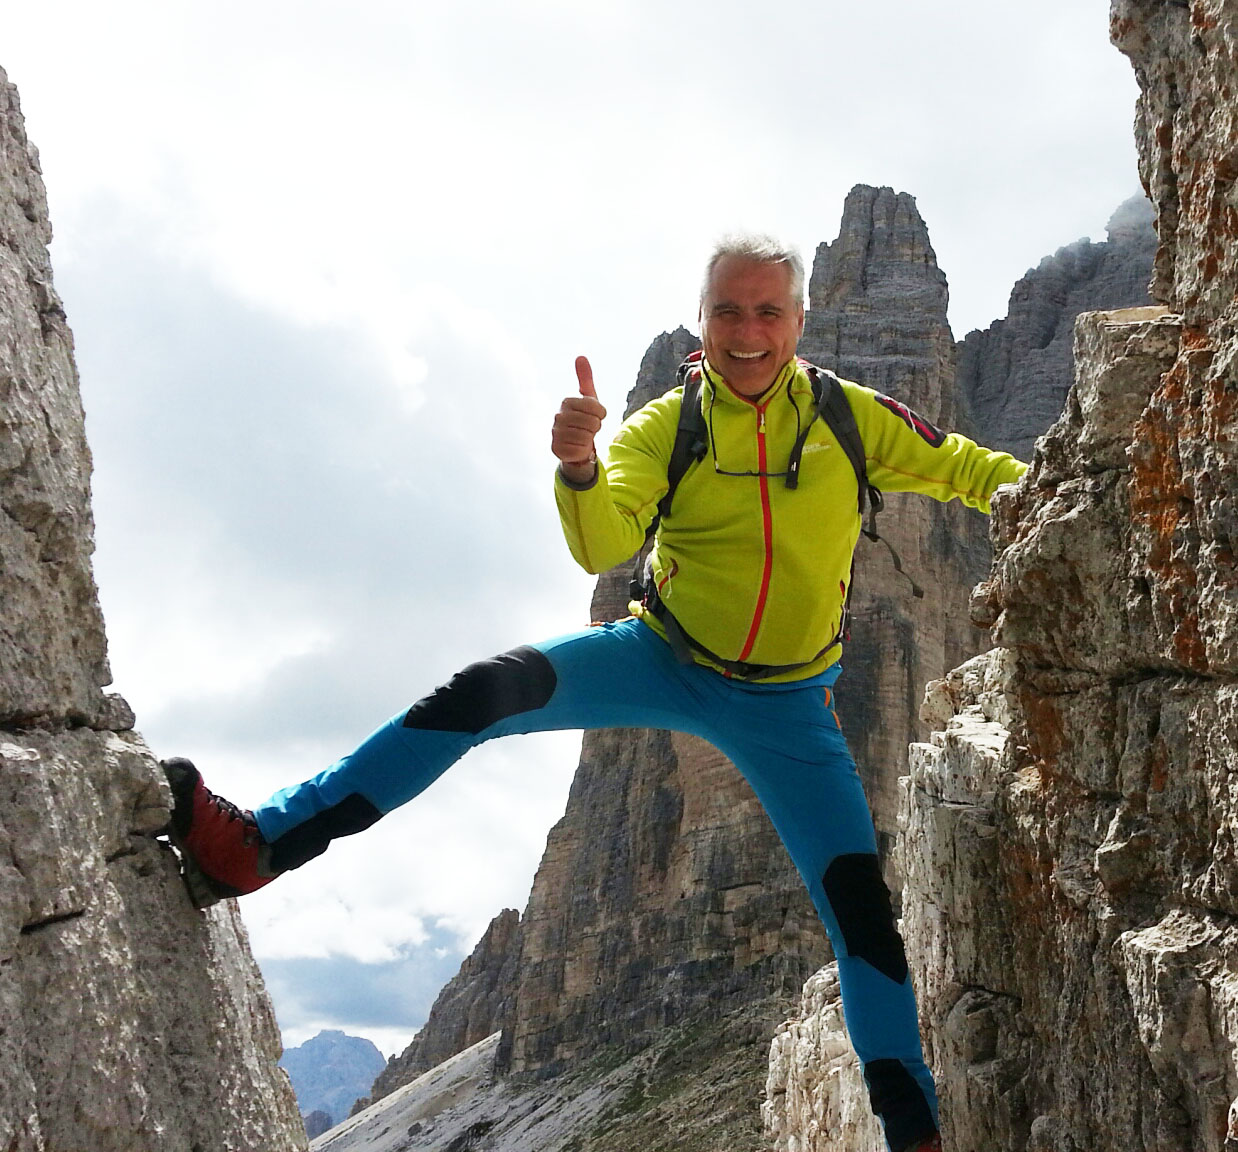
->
[730,350,766,359]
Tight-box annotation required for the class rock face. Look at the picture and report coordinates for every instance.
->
[806,185,956,416]
[1118,0,1238,329]
[0,70,110,728]
[958,195,1157,462]
[768,4,1238,1149]
[763,963,884,1152]
[904,303,1238,1142]
[0,67,306,1152]
[281,1030,387,1130]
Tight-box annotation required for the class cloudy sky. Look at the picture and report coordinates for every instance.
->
[4,2,1142,1057]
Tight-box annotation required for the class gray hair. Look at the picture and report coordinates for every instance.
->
[700,233,805,307]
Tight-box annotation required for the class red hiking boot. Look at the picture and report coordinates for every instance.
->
[162,757,279,908]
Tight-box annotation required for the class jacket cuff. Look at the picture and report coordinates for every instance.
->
[556,462,599,491]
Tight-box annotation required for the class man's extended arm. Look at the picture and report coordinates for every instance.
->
[847,381,1027,512]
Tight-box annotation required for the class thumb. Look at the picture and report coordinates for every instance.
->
[575,355,598,400]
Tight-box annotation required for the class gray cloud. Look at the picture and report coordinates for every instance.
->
[258,927,465,1037]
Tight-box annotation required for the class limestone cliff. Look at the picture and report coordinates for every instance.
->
[766,2,1238,1149]
[0,67,306,1151]
[903,297,1237,1151]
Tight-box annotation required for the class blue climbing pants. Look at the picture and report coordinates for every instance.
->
[252,617,938,1150]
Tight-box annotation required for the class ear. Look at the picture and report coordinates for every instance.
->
[797,305,805,337]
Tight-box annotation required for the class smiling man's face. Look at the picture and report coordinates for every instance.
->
[699,255,805,398]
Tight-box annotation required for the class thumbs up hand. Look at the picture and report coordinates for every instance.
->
[552,356,608,482]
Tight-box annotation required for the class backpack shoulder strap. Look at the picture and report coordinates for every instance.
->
[656,353,708,528]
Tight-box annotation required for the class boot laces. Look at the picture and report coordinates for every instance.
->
[206,790,260,845]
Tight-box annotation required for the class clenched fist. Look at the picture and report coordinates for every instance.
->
[552,356,607,484]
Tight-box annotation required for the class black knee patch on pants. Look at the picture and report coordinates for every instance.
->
[863,1059,937,1152]
[268,793,383,872]
[822,852,909,983]
[401,645,557,734]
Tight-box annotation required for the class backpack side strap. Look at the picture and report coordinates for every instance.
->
[803,364,922,601]
[644,578,844,679]
[798,365,874,517]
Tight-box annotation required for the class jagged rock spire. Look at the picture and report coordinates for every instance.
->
[809,185,947,315]
[623,325,700,419]
[805,186,953,423]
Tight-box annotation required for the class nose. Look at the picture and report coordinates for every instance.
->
[735,312,761,343]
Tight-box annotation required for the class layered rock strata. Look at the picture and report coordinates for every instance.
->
[0,68,306,1151]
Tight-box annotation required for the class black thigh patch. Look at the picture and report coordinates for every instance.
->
[268,793,383,872]
[822,852,909,984]
[863,1059,937,1152]
[401,645,557,734]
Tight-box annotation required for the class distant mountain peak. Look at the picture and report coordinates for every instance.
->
[280,1030,387,1131]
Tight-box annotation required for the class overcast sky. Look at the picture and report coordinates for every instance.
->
[4,1,1142,1057]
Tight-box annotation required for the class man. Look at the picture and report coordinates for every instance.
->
[165,234,1026,1152]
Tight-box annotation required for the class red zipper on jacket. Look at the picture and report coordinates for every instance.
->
[736,399,775,666]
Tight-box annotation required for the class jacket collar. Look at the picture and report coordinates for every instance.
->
[700,356,806,407]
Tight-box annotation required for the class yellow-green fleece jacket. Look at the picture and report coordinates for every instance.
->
[555,357,1027,682]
